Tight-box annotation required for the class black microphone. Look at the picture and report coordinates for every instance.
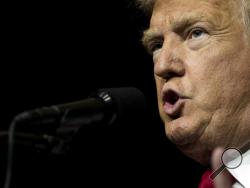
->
[15,87,147,136]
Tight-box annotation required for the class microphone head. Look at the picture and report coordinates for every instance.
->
[95,87,147,126]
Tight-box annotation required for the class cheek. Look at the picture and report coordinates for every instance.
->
[187,44,250,116]
[186,42,245,110]
[185,58,225,111]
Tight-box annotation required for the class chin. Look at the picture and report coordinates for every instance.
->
[166,131,211,165]
[164,116,212,165]
[164,115,206,145]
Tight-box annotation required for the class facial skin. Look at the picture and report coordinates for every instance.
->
[143,0,250,164]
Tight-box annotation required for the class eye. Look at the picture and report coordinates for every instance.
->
[148,40,163,55]
[150,41,163,53]
[188,28,207,39]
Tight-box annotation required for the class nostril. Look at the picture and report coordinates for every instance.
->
[165,90,180,105]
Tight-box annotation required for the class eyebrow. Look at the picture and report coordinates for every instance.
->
[142,29,162,47]
[170,15,205,32]
[142,14,208,49]
[141,29,163,54]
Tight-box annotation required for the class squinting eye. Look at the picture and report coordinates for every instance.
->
[148,41,163,55]
[151,42,162,53]
[189,28,206,39]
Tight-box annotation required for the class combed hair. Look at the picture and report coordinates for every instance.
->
[136,0,250,35]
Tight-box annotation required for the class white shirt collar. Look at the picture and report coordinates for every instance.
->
[227,149,250,187]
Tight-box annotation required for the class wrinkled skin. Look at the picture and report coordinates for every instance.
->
[144,0,250,164]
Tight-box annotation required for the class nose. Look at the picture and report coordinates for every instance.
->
[154,37,185,80]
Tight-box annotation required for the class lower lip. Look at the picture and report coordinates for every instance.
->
[163,99,185,116]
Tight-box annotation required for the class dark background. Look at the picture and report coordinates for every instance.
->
[1,1,205,187]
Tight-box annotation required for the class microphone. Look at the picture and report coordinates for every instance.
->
[14,87,147,137]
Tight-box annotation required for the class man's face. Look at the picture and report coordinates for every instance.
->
[144,0,250,164]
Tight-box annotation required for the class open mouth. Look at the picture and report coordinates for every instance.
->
[164,90,180,105]
[163,89,184,118]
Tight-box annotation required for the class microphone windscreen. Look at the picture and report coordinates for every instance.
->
[96,87,147,125]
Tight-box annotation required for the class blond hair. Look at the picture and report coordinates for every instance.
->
[136,0,250,34]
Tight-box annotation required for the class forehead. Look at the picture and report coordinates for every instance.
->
[153,0,236,12]
[150,0,239,29]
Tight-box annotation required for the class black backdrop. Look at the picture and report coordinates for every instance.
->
[1,1,205,187]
